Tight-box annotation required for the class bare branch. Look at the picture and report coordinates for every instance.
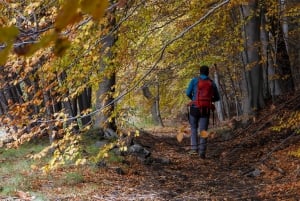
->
[35,0,231,123]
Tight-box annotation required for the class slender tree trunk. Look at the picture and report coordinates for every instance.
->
[43,90,55,144]
[24,77,40,114]
[269,2,294,92]
[0,96,4,115]
[226,65,242,117]
[12,84,24,103]
[56,72,78,131]
[213,64,225,121]
[6,85,19,104]
[0,87,18,132]
[78,87,92,126]
[287,0,300,90]
[260,9,281,99]
[142,84,163,126]
[0,91,8,115]
[274,27,294,92]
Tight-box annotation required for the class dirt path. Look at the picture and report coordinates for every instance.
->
[74,93,300,200]
[76,122,299,201]
[131,127,300,200]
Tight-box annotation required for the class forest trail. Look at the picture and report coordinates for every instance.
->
[86,92,300,200]
[89,94,300,201]
[126,126,300,200]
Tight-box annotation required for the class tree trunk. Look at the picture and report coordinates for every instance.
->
[78,87,92,126]
[12,84,24,104]
[94,63,116,130]
[287,0,300,90]
[269,2,294,93]
[94,6,117,131]
[142,84,164,126]
[241,1,265,116]
[58,72,79,129]
[213,65,225,121]
[43,90,55,144]
[260,9,281,99]
[0,90,8,115]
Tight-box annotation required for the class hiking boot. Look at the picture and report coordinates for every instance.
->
[199,153,206,159]
[188,150,198,155]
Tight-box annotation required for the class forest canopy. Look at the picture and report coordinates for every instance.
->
[0,0,299,166]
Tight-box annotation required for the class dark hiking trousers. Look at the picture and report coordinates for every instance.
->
[189,106,210,156]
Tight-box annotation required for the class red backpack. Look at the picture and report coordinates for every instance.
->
[194,78,214,109]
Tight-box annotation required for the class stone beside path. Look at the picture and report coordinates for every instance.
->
[0,127,7,138]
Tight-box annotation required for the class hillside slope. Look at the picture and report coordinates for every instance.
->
[1,92,299,200]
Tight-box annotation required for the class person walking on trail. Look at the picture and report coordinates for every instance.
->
[186,65,220,159]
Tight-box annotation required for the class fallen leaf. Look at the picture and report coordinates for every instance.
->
[176,132,184,143]
[199,130,209,138]
[16,191,31,200]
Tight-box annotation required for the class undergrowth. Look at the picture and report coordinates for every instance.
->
[0,131,118,198]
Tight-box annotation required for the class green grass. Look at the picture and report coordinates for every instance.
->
[1,174,26,195]
[1,160,31,175]
[64,172,84,185]
[0,140,50,197]
[107,151,123,163]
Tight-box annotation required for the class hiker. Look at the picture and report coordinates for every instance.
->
[186,65,220,159]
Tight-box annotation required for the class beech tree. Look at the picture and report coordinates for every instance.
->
[94,2,117,131]
[286,0,300,90]
[240,1,265,115]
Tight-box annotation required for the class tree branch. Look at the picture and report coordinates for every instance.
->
[36,0,231,123]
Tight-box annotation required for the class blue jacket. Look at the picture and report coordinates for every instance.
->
[186,75,220,103]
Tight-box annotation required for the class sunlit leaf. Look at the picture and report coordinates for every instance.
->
[135,130,140,137]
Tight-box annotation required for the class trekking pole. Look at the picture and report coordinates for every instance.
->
[187,104,190,122]
[212,110,215,126]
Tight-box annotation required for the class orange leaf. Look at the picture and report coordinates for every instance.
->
[199,130,209,138]
[176,132,184,143]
